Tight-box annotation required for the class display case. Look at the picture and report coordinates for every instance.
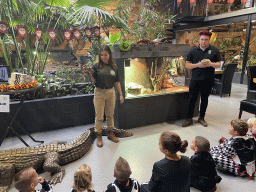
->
[112,44,199,129]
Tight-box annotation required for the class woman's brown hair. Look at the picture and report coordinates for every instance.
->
[97,44,115,68]
[160,131,188,154]
[73,164,92,192]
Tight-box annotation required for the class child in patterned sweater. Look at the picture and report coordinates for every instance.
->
[105,157,140,192]
[13,167,53,192]
[210,119,256,178]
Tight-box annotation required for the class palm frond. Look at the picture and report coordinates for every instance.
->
[75,0,114,10]
[68,5,129,30]
[30,0,71,7]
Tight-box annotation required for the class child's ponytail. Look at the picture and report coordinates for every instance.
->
[179,140,188,153]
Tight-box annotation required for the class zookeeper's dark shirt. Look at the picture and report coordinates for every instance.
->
[92,63,120,89]
[186,45,221,80]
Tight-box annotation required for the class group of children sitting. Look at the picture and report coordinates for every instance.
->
[13,118,256,192]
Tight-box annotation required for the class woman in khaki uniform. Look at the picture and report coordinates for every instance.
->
[85,45,124,147]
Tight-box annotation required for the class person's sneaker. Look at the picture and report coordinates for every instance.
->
[198,117,208,127]
[182,119,193,127]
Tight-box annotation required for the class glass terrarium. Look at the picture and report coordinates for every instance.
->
[124,57,188,98]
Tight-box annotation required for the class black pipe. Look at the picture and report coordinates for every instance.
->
[240,0,254,84]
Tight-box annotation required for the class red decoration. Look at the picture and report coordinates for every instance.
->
[93,26,100,37]
[73,29,81,40]
[0,22,9,34]
[190,0,196,9]
[177,0,182,7]
[35,28,43,39]
[227,0,234,11]
[47,29,57,40]
[84,28,92,38]
[17,26,27,38]
[63,29,72,41]
[103,26,110,37]
[177,0,182,13]
[207,0,213,3]
[241,0,248,8]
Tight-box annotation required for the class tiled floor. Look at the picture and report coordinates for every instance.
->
[1,78,255,192]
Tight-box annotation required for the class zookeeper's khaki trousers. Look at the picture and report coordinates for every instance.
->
[94,87,115,133]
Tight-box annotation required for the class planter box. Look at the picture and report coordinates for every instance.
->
[0,94,95,137]
[1,44,196,137]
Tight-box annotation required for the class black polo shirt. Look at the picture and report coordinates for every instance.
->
[92,63,120,89]
[186,45,221,80]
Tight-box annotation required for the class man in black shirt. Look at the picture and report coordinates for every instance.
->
[182,30,221,127]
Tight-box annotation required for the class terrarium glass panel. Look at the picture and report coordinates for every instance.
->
[125,57,188,98]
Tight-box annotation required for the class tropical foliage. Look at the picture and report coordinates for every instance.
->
[114,0,175,42]
[0,0,128,75]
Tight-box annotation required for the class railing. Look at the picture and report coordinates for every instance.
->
[173,0,255,19]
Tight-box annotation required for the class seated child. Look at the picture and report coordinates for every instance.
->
[105,157,140,192]
[190,136,221,192]
[71,164,95,192]
[13,167,52,192]
[148,131,191,192]
[210,119,256,178]
[247,117,256,137]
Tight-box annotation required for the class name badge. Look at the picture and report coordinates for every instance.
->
[208,50,212,54]
[110,70,115,76]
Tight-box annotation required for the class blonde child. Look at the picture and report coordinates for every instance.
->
[247,117,256,137]
[105,157,140,192]
[210,119,256,177]
[71,164,94,192]
[13,167,52,192]
[148,131,191,192]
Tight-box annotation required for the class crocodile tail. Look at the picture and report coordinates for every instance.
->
[91,126,134,137]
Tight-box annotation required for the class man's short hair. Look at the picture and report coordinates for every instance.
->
[114,157,132,182]
[13,167,35,192]
[231,119,248,136]
[199,30,212,38]
[195,136,210,152]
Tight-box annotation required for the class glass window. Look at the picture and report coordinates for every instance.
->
[124,57,188,98]
[187,0,253,17]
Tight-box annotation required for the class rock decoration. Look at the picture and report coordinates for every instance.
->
[0,73,38,92]
[126,82,142,95]
[9,73,32,85]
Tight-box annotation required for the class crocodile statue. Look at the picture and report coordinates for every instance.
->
[0,127,133,192]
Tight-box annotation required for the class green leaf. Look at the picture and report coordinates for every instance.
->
[110,32,121,43]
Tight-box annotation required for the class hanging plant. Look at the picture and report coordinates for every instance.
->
[17,26,27,38]
[85,28,92,42]
[73,29,81,40]
[63,29,72,42]
[119,40,131,51]
[93,26,100,37]
[103,26,110,37]
[35,28,43,39]
[0,22,9,34]
[47,29,57,41]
